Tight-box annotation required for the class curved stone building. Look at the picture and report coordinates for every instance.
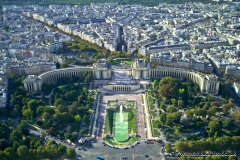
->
[24,58,219,95]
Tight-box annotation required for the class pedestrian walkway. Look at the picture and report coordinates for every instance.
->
[142,94,154,140]
[91,93,101,137]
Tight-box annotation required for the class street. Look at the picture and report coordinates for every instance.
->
[77,141,165,160]
[28,128,164,160]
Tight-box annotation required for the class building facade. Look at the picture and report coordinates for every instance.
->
[233,82,240,97]
[24,59,220,95]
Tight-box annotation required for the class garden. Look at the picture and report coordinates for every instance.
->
[103,100,138,146]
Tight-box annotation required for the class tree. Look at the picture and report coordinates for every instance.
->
[165,143,172,153]
[42,112,51,122]
[178,88,185,98]
[171,98,177,106]
[166,106,177,113]
[160,112,167,124]
[54,98,66,107]
[54,112,62,122]
[9,130,22,142]
[83,115,88,121]
[44,107,55,115]
[207,121,221,137]
[42,83,54,94]
[175,141,189,153]
[83,87,87,95]
[166,114,173,126]
[37,106,45,115]
[186,110,194,119]
[231,110,240,123]
[174,126,180,135]
[58,144,67,154]
[222,103,233,115]
[57,105,67,112]
[206,94,214,102]
[68,105,77,115]
[48,127,56,135]
[27,99,39,114]
[4,147,18,160]
[221,119,233,129]
[189,133,198,141]
[74,114,81,123]
[17,145,29,159]
[23,109,33,120]
[77,95,85,103]
[66,148,76,159]
[195,108,207,118]
[172,112,182,124]
[228,98,234,104]
[158,77,179,98]
[207,106,217,117]
[228,156,236,160]
[178,100,184,109]
[211,101,221,108]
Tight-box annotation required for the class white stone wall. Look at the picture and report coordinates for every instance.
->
[103,84,140,92]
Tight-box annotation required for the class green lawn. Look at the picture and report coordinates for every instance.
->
[105,136,138,146]
[111,59,133,65]
[153,129,160,136]
[125,101,135,107]
[124,60,134,65]
[152,120,160,128]
[108,101,118,106]
[105,110,114,134]
[149,96,155,110]
[150,111,157,119]
[129,109,138,134]
[150,103,155,111]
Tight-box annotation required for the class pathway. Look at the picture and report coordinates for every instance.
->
[44,89,54,105]
[142,94,154,140]
[154,93,160,118]
[91,93,101,137]
[77,118,84,140]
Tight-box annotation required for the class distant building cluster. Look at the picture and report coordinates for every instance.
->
[2,57,56,77]
[204,45,240,75]
[0,70,7,108]
[150,49,213,73]
[1,2,240,106]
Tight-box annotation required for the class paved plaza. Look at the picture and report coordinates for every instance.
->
[97,94,145,141]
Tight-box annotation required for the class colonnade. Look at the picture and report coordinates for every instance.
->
[112,86,131,92]
[150,69,201,84]
[23,64,220,95]
[42,70,91,83]
[26,83,34,91]
[149,68,219,95]
[24,67,92,92]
